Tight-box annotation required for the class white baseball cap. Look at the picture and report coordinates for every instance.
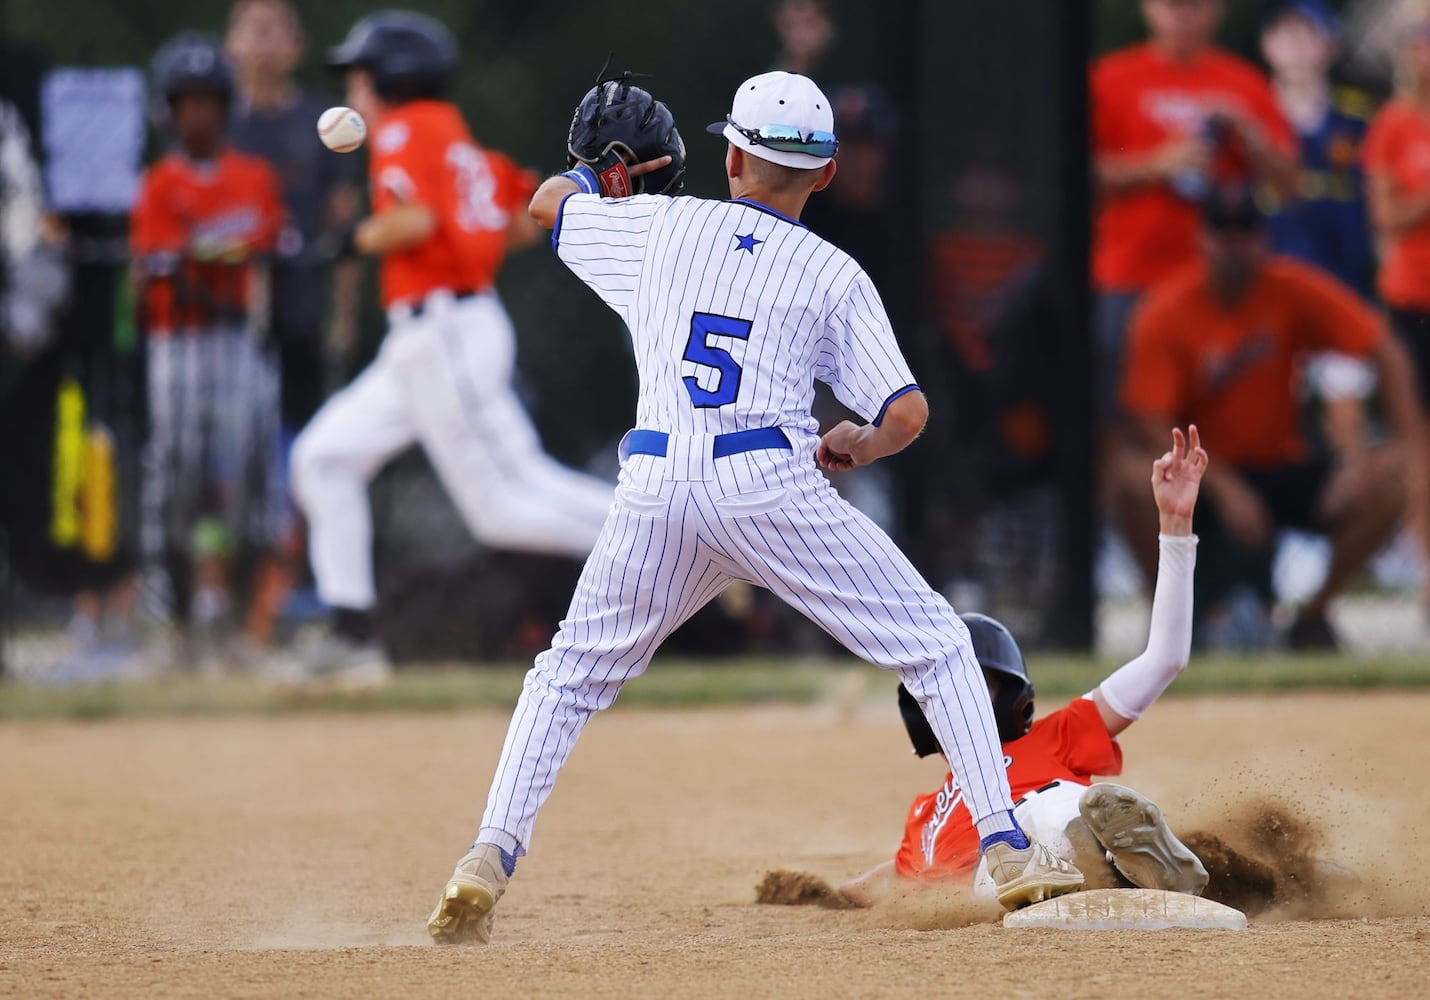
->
[705,71,838,169]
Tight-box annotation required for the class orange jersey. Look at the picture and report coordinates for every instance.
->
[895,698,1122,883]
[1364,98,1430,311]
[1121,256,1384,468]
[368,100,538,308]
[130,149,284,334]
[1092,44,1294,291]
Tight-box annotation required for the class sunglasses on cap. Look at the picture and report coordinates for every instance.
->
[726,116,839,158]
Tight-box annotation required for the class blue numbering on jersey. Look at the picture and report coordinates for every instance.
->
[682,312,753,408]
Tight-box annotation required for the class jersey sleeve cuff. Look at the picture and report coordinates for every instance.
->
[872,384,921,427]
[551,191,579,252]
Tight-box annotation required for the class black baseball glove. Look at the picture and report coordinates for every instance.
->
[567,70,686,197]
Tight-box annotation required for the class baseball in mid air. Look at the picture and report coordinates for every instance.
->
[317,106,367,153]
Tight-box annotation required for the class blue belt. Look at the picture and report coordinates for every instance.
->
[626,426,792,459]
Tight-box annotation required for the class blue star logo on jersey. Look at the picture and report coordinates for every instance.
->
[733,232,763,254]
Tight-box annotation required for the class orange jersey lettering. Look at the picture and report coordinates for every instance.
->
[1121,256,1383,467]
[130,149,284,334]
[368,100,538,307]
[894,698,1123,883]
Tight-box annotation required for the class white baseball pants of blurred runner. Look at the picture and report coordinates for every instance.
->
[476,433,1016,856]
[291,289,613,611]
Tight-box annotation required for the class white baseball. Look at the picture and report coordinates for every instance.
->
[317,106,367,153]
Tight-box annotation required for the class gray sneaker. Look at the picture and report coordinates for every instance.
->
[1079,783,1209,895]
[984,840,1085,910]
[428,844,509,945]
[265,630,392,692]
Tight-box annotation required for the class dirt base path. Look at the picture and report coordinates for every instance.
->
[3,692,1428,998]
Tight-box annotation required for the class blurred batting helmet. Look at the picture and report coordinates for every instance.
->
[327,10,458,104]
[898,613,1036,756]
[150,32,234,122]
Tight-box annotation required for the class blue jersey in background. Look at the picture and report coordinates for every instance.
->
[1264,88,1377,301]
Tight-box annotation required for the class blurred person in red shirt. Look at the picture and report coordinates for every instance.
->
[1364,0,1430,617]
[1115,186,1426,649]
[131,32,286,652]
[1093,0,1297,428]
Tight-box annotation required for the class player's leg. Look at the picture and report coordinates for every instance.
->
[212,327,284,656]
[969,781,1120,897]
[709,472,1013,827]
[141,334,203,628]
[289,338,417,614]
[190,327,251,634]
[429,482,736,943]
[400,298,611,557]
[1291,455,1402,647]
[709,469,1081,907]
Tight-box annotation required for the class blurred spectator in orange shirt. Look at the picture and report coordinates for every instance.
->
[1365,0,1430,615]
[1092,0,1298,425]
[1115,187,1426,650]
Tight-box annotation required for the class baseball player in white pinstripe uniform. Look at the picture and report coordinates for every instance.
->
[427,71,1083,945]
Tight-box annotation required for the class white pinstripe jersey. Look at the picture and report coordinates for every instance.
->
[553,193,918,446]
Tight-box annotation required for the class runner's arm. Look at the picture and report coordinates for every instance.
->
[1092,427,1206,737]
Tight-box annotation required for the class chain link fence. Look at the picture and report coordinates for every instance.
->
[1,0,1426,682]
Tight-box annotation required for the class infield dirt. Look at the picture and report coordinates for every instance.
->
[2,690,1428,998]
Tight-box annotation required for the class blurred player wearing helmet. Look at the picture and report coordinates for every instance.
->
[131,31,286,649]
[286,11,613,683]
[819,427,1212,907]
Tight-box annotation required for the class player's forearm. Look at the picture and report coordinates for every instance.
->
[1368,176,1430,236]
[1094,152,1166,196]
[855,391,929,463]
[833,861,900,908]
[1371,335,1429,454]
[1093,533,1197,732]
[355,203,436,255]
[1159,509,1193,536]
[1235,123,1296,196]
[529,176,580,230]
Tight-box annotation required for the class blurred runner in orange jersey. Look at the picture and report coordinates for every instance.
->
[286,12,613,685]
[830,429,1212,906]
[132,32,285,655]
[364,99,535,309]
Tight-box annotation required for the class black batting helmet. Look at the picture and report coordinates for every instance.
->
[567,73,686,196]
[898,613,1036,756]
[327,10,458,104]
[150,32,234,121]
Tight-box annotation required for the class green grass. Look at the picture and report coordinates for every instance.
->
[2,653,1428,722]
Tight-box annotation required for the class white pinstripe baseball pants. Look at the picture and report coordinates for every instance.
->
[291,292,613,610]
[477,443,1016,855]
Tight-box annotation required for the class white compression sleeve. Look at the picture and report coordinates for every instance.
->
[1094,534,1198,722]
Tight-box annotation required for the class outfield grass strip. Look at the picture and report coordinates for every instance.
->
[0,654,1426,721]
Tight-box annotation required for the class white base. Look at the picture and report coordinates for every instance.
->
[1002,888,1247,931]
